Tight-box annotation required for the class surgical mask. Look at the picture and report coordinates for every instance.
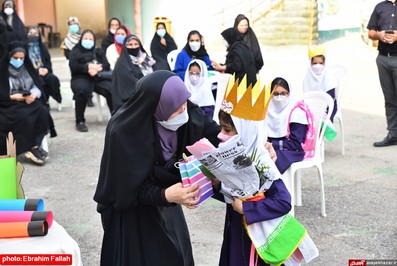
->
[28,35,39,43]
[311,63,325,75]
[110,29,116,34]
[157,108,189,131]
[223,39,229,48]
[157,29,166,38]
[10,58,24,69]
[217,132,233,142]
[127,47,140,57]
[115,34,126,45]
[68,24,79,33]
[189,41,201,52]
[4,7,13,15]
[189,74,200,85]
[272,96,289,109]
[81,39,94,50]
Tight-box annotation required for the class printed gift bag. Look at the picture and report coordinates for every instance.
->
[177,155,214,205]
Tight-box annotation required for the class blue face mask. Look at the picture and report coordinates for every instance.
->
[10,58,24,69]
[68,24,79,33]
[115,34,126,45]
[81,39,94,50]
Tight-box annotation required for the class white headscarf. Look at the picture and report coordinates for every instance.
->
[184,59,215,107]
[265,85,307,138]
[302,60,337,93]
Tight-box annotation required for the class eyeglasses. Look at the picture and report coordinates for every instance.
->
[272,91,289,99]
[189,71,200,77]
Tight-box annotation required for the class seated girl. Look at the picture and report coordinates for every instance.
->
[184,59,215,118]
[265,77,310,175]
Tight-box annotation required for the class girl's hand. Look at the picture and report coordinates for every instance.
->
[165,182,200,208]
[231,197,244,214]
[265,142,277,162]
[25,93,37,104]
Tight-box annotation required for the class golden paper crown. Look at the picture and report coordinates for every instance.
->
[308,45,326,58]
[220,75,271,121]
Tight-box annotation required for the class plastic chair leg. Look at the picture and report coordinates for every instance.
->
[315,165,326,217]
[96,93,103,122]
[295,170,302,206]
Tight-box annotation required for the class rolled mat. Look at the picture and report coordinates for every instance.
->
[0,211,53,228]
[0,199,44,211]
[0,220,48,238]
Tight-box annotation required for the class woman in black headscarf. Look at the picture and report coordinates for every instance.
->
[150,22,178,71]
[0,0,25,42]
[233,14,264,74]
[101,17,121,51]
[94,70,220,265]
[111,34,155,113]
[68,29,113,132]
[27,26,62,104]
[0,40,49,165]
[173,30,214,80]
[212,27,257,86]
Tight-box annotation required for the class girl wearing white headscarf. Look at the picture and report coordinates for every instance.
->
[184,59,215,118]
[62,16,81,60]
[302,52,338,121]
[265,77,309,174]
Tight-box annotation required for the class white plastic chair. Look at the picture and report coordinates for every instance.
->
[167,49,180,71]
[327,64,348,155]
[283,91,334,217]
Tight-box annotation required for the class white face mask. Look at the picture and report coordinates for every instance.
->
[189,41,201,52]
[110,28,116,34]
[157,28,166,38]
[157,108,189,131]
[272,96,290,109]
[223,39,229,48]
[4,7,14,15]
[189,74,200,85]
[311,63,325,75]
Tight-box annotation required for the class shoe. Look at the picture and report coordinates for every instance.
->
[373,135,397,147]
[87,97,94,107]
[76,122,88,132]
[24,147,45,166]
[38,147,49,160]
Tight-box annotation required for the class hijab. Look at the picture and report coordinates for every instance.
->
[101,17,121,50]
[233,14,263,73]
[113,24,130,55]
[63,17,81,51]
[182,30,210,60]
[0,0,26,42]
[111,34,155,111]
[94,70,190,211]
[150,22,178,70]
[303,57,337,93]
[27,26,43,69]
[265,77,307,138]
[183,59,214,107]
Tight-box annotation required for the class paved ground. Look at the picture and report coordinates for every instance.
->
[14,33,397,266]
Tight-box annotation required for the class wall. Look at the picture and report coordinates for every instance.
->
[55,0,107,39]
[105,0,135,35]
[22,0,56,30]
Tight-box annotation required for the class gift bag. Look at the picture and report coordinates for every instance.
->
[177,155,214,205]
[0,132,18,199]
[244,213,319,266]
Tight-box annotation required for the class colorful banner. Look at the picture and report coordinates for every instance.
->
[0,157,17,199]
[0,220,48,238]
[0,211,53,228]
[0,199,44,211]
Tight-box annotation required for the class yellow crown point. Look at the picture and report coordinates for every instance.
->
[220,75,272,121]
[308,45,326,58]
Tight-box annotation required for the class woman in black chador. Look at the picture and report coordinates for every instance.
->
[68,29,113,132]
[94,70,220,265]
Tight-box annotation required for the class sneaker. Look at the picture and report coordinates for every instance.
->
[24,147,45,166]
[87,97,94,107]
[76,122,88,132]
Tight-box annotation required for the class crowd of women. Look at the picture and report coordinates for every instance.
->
[0,1,333,264]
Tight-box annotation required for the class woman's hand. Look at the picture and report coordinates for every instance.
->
[38,68,48,76]
[211,60,226,72]
[25,93,37,104]
[165,182,201,209]
[231,197,244,214]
